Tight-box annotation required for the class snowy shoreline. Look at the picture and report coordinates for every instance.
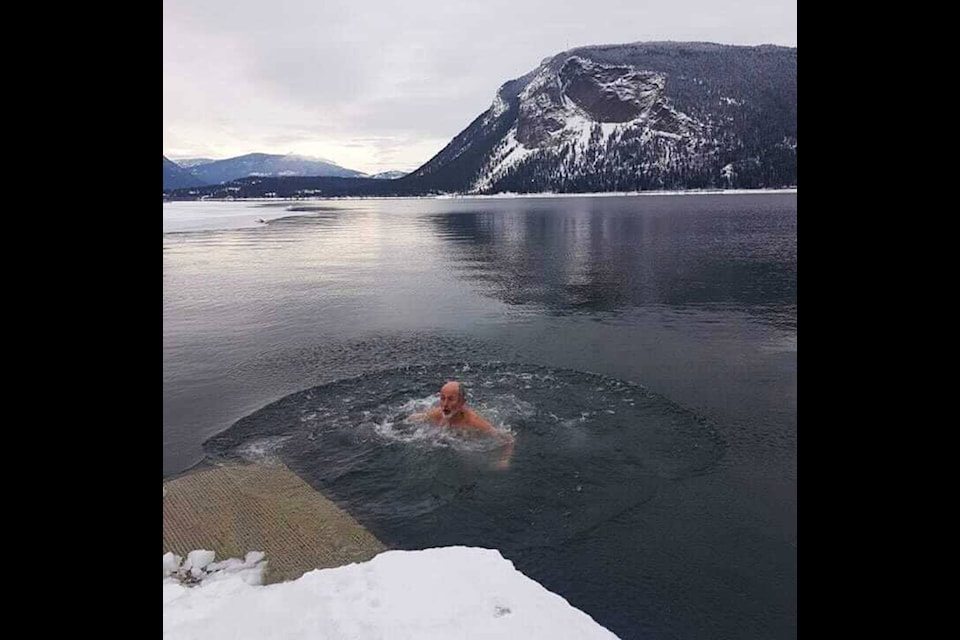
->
[164,187,797,204]
[163,546,620,639]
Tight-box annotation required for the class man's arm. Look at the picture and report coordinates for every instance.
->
[467,411,515,469]
[493,431,515,470]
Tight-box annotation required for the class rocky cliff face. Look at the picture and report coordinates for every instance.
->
[406,42,797,193]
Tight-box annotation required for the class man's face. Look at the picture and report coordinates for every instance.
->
[439,383,464,419]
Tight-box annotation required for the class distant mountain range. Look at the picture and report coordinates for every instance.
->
[163,156,205,190]
[368,170,408,180]
[162,153,376,189]
[165,41,795,198]
[173,158,218,168]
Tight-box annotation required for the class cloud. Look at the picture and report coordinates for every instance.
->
[163,0,797,173]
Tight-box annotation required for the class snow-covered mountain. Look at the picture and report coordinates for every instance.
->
[173,153,367,187]
[369,170,408,180]
[171,157,218,168]
[163,156,205,190]
[407,42,797,193]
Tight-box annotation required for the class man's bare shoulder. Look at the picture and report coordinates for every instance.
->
[464,408,495,431]
[466,409,515,443]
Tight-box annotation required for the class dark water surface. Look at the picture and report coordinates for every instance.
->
[163,193,797,639]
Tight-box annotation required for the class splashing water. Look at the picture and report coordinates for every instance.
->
[206,362,724,545]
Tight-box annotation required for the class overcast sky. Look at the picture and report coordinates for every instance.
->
[163,0,797,174]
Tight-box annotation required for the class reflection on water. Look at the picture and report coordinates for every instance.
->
[429,196,796,327]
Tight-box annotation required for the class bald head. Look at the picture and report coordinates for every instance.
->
[441,381,462,399]
[439,380,466,418]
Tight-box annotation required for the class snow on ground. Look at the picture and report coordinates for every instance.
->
[163,546,619,640]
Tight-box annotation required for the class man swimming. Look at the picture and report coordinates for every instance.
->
[409,380,515,468]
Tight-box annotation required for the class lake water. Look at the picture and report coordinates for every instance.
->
[163,193,797,639]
